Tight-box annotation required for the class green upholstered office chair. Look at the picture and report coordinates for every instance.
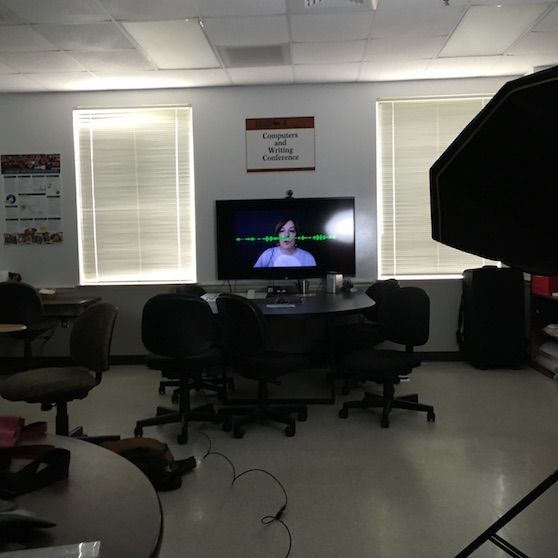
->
[0,281,59,369]
[338,286,435,428]
[0,302,118,436]
[216,293,309,439]
[135,293,223,445]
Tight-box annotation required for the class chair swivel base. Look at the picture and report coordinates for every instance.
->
[220,404,307,439]
[339,391,435,428]
[134,403,221,445]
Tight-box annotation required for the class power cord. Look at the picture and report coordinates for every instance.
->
[198,424,293,558]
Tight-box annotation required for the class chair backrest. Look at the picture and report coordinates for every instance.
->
[141,294,217,359]
[0,281,44,325]
[364,278,400,322]
[378,286,430,349]
[70,302,118,373]
[215,293,267,358]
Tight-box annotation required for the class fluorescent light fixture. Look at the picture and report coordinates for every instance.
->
[123,19,220,70]
[439,4,550,58]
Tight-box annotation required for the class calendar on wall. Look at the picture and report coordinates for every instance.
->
[1,153,63,245]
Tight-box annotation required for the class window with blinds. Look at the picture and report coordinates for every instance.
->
[377,95,497,278]
[73,106,196,285]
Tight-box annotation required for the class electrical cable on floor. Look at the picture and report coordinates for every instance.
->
[197,423,293,558]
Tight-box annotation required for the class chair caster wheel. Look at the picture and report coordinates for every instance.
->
[177,432,188,445]
[381,416,390,428]
[134,426,143,437]
[233,426,245,439]
[285,424,295,437]
[297,409,308,422]
[427,411,436,422]
[338,407,349,419]
[171,392,179,404]
[158,386,165,395]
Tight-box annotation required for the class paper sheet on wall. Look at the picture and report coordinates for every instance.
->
[1,154,63,245]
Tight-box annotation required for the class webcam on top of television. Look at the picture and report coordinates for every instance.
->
[285,190,293,198]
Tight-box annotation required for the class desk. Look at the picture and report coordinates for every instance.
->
[12,434,162,558]
[42,296,102,322]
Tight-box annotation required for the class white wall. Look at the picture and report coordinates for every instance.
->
[0,76,512,355]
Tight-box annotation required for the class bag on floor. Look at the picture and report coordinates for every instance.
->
[100,437,196,491]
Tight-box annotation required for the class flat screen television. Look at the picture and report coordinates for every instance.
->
[215,196,356,280]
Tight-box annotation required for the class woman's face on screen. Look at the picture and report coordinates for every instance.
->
[278,220,297,252]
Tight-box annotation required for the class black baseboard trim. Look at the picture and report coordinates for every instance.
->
[1,352,463,371]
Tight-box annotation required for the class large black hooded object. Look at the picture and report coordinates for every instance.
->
[430,66,558,276]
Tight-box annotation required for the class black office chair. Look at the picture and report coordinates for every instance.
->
[216,293,309,439]
[334,279,400,394]
[0,281,59,369]
[134,294,223,445]
[155,284,232,401]
[338,286,435,428]
[0,302,119,436]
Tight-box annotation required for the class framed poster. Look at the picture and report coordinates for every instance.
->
[1,153,63,245]
[246,116,315,172]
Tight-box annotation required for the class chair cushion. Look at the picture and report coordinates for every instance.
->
[0,366,98,403]
[239,351,311,382]
[342,349,421,378]
[146,347,222,378]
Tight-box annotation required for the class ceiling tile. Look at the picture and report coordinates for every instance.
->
[157,68,232,88]
[0,0,110,24]
[33,23,135,51]
[294,62,360,82]
[287,0,376,15]
[0,51,87,73]
[123,20,220,69]
[365,35,446,60]
[508,29,558,56]
[293,40,366,64]
[228,65,294,85]
[291,12,374,42]
[28,72,105,91]
[359,59,430,82]
[0,3,25,24]
[203,16,289,46]
[0,25,56,52]
[70,50,154,72]
[86,71,172,90]
[424,56,501,79]
[198,0,287,18]
[0,73,47,92]
[96,0,199,22]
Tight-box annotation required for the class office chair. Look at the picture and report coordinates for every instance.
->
[0,281,59,369]
[0,302,118,436]
[338,286,436,428]
[216,293,309,439]
[334,279,400,394]
[155,285,233,401]
[134,294,223,445]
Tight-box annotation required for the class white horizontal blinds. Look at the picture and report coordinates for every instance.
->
[378,96,496,277]
[74,106,195,285]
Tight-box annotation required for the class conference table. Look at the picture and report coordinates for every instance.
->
[204,289,375,404]
[6,433,163,558]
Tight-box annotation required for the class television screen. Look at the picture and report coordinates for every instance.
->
[216,196,356,280]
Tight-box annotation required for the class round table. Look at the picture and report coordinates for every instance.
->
[12,434,163,558]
